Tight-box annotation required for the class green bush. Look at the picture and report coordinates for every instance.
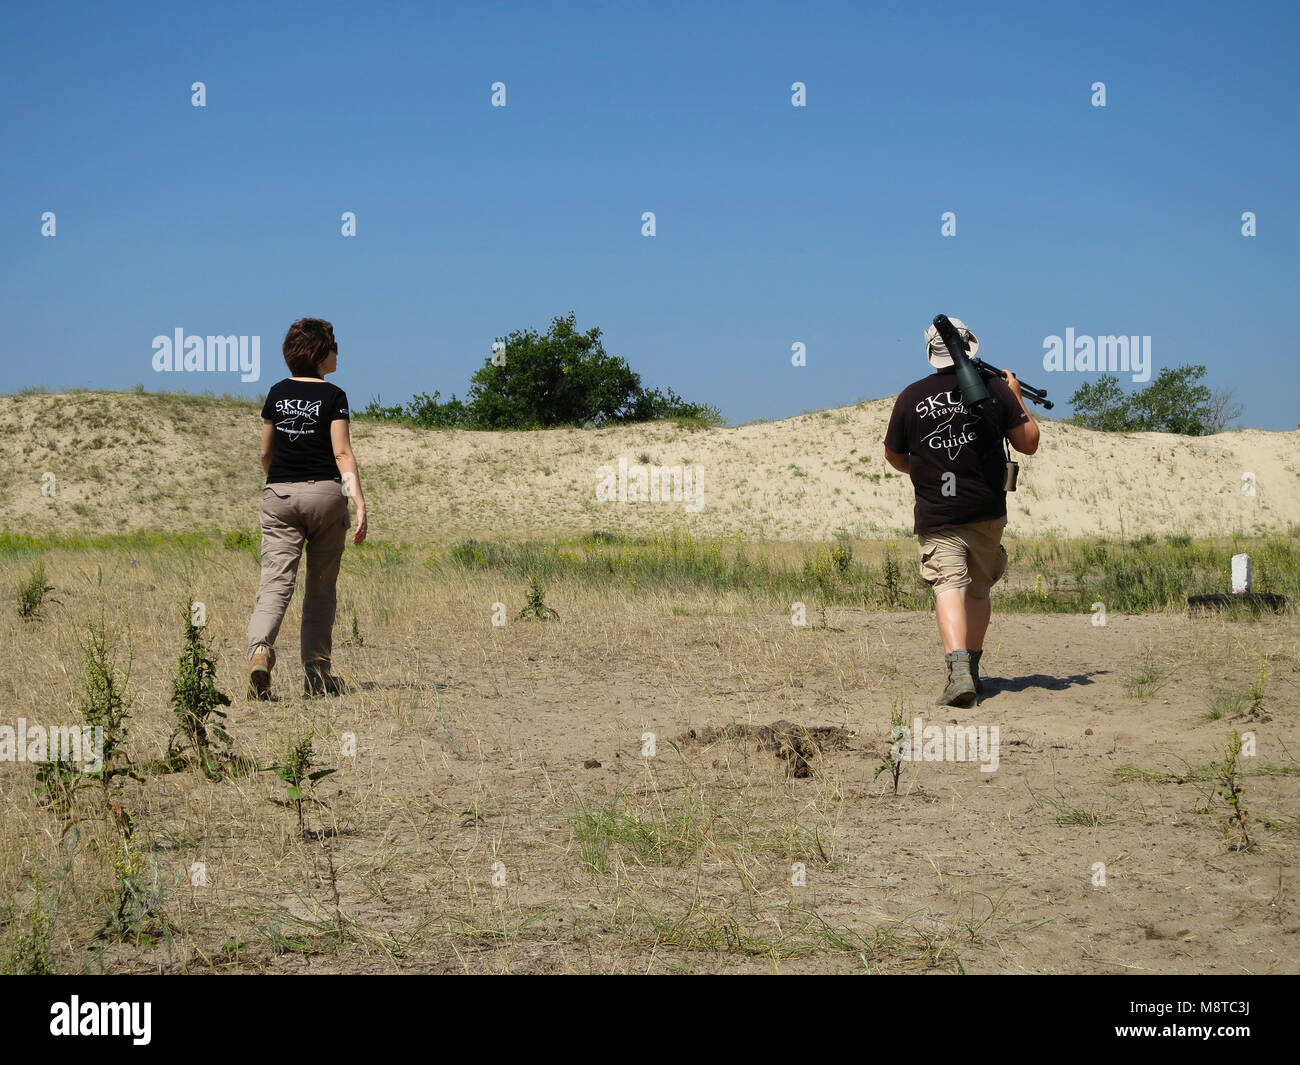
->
[223,528,259,555]
[1068,364,1224,435]
[358,313,720,430]
[17,562,57,621]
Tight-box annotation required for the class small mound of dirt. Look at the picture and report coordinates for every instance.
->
[677,720,854,778]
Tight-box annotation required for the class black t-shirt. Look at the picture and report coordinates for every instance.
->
[883,369,1029,535]
[261,378,350,484]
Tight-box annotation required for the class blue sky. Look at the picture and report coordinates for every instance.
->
[2,0,1297,428]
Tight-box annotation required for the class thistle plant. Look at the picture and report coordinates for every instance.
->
[167,603,233,779]
[1215,730,1251,851]
[516,575,559,621]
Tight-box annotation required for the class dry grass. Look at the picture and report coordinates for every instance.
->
[2,541,1297,973]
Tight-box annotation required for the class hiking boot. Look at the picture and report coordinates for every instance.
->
[970,650,984,696]
[936,651,977,708]
[248,645,273,700]
[304,662,346,697]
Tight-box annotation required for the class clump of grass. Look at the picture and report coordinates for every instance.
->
[263,917,351,957]
[167,603,233,780]
[1115,759,1296,785]
[16,561,57,621]
[1207,659,1269,721]
[446,537,513,569]
[569,790,709,873]
[1206,692,1246,721]
[1124,656,1169,698]
[620,896,987,971]
[1028,784,1116,826]
[1113,764,1186,784]
[584,530,628,547]
[570,797,617,874]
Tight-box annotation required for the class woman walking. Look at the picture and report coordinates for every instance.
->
[247,318,367,698]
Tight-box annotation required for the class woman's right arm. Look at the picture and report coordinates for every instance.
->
[260,420,274,474]
[330,418,367,544]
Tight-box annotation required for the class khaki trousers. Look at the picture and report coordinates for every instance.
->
[246,480,349,668]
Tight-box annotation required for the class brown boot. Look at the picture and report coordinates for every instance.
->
[304,661,346,697]
[936,651,976,708]
[248,645,273,700]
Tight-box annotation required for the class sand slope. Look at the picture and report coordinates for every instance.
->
[2,391,1297,541]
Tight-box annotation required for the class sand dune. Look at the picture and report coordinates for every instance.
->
[3,391,1297,542]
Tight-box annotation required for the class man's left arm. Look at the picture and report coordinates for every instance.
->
[999,372,1039,455]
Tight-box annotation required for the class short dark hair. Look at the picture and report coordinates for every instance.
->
[283,318,335,377]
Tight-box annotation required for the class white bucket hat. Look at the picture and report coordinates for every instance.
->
[924,317,979,369]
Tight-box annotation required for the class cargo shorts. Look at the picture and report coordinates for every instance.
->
[918,516,1009,598]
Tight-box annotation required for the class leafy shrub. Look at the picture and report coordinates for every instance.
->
[17,562,57,621]
[359,313,720,429]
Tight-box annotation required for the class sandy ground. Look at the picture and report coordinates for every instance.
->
[2,391,1297,542]
[1,551,1296,974]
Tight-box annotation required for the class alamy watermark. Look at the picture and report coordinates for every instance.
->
[890,716,999,773]
[1042,329,1150,383]
[152,328,260,382]
[0,718,104,773]
[50,996,150,1045]
[596,457,704,513]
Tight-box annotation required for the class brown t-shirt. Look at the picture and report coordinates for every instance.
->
[883,369,1029,535]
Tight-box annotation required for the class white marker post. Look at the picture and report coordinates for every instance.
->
[1231,553,1252,595]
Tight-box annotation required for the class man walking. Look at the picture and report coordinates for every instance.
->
[883,317,1040,707]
